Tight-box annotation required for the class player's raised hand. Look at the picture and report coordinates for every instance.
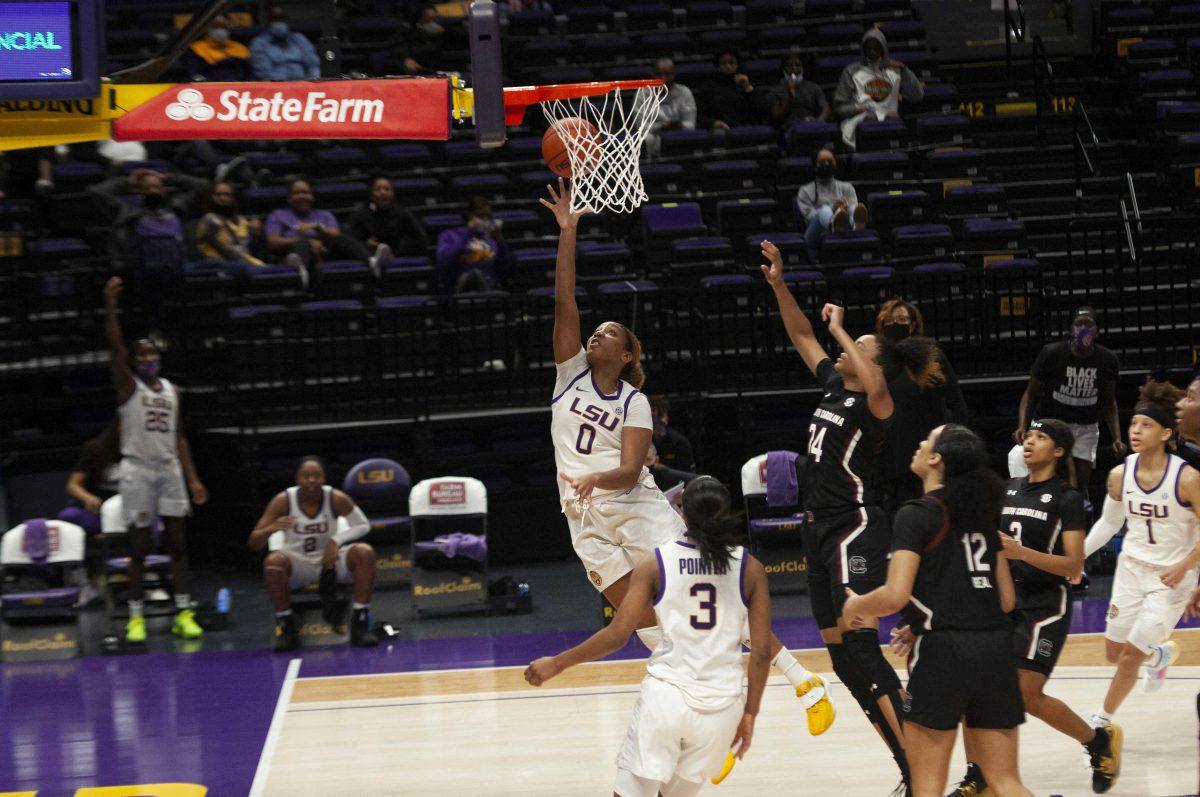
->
[731,713,755,759]
[539,177,589,230]
[104,276,124,304]
[821,303,845,331]
[759,240,784,286]
[524,656,560,686]
[999,532,1025,560]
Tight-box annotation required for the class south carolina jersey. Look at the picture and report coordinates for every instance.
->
[1121,453,1199,567]
[647,541,748,711]
[801,359,890,513]
[275,486,337,559]
[1001,476,1087,589]
[893,494,1009,634]
[550,348,653,506]
[117,377,179,465]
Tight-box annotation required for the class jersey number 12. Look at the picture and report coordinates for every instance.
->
[961,532,991,572]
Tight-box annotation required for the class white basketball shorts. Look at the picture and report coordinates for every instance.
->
[1105,554,1199,652]
[118,458,189,527]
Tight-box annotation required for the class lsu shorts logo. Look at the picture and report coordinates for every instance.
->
[588,570,603,588]
[1037,639,1054,658]
[1107,604,1119,620]
[848,555,867,575]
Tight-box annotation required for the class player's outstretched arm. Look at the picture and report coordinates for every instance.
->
[103,276,135,404]
[1084,465,1126,558]
[540,178,588,364]
[994,551,1016,613]
[758,239,827,375]
[330,490,371,545]
[525,558,657,686]
[1162,467,1200,587]
[248,493,292,551]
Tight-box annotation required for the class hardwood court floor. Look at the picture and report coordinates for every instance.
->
[263,631,1200,796]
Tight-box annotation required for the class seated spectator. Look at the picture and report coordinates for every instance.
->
[697,48,763,132]
[0,146,54,199]
[643,58,697,160]
[184,14,252,82]
[383,5,446,76]
[58,421,121,538]
[832,29,923,149]
[768,54,830,135]
[647,395,699,491]
[266,179,371,277]
[348,177,430,274]
[796,149,866,263]
[250,7,319,81]
[195,181,266,271]
[436,196,510,294]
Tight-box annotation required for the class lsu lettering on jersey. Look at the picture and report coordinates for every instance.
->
[550,348,653,506]
[273,485,337,559]
[647,541,748,711]
[118,377,179,465]
[1121,453,1199,567]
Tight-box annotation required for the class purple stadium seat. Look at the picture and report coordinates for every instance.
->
[641,163,690,195]
[700,275,753,289]
[867,190,933,236]
[686,1,735,26]
[755,24,806,51]
[820,230,882,264]
[814,54,860,83]
[787,121,841,157]
[229,304,285,320]
[511,247,557,291]
[1128,39,1178,59]
[879,20,925,41]
[578,242,636,284]
[1169,3,1200,21]
[843,265,895,281]
[807,0,854,13]
[507,8,556,36]
[963,218,1027,252]
[856,119,910,152]
[448,174,512,200]
[317,262,372,301]
[565,4,614,33]
[380,257,437,296]
[916,114,971,144]
[853,151,912,180]
[300,299,363,311]
[379,144,432,168]
[643,203,707,266]
[420,213,465,239]
[245,151,303,173]
[342,458,412,535]
[1140,69,1195,92]
[728,125,778,147]
[245,266,304,298]
[912,262,965,274]
[922,148,985,179]
[700,160,763,193]
[597,279,660,294]
[717,199,780,240]
[492,209,541,240]
[393,177,443,208]
[892,224,954,260]
[745,232,807,266]
[0,587,79,610]
[700,29,749,52]
[314,147,368,172]
[916,82,960,112]
[639,31,690,54]
[746,0,794,24]
[945,184,1007,216]
[626,3,673,31]
[377,295,434,309]
[660,129,716,158]
[816,22,864,44]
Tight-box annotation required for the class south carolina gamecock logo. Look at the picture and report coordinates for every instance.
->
[166,88,214,121]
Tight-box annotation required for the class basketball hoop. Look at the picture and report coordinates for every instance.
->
[503,80,667,215]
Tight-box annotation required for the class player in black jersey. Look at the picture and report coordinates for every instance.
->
[1172,375,1200,471]
[761,240,944,792]
[843,425,1034,797]
[949,418,1121,796]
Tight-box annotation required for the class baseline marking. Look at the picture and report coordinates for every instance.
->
[249,656,302,797]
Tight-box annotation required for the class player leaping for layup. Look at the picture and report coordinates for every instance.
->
[540,179,834,742]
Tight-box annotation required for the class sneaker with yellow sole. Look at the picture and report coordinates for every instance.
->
[172,608,204,639]
[125,615,147,644]
[796,673,836,735]
[711,751,737,785]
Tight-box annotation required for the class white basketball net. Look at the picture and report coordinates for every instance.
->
[540,83,668,215]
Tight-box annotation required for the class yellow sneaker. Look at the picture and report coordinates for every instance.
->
[711,751,736,785]
[172,608,203,639]
[796,674,836,736]
[125,615,147,644]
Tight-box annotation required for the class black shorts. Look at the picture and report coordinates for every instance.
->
[1011,583,1072,676]
[905,629,1026,731]
[803,505,889,630]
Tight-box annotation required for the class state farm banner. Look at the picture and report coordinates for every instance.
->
[113,78,450,141]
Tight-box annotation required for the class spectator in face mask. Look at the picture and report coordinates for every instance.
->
[768,54,830,133]
[250,7,319,81]
[436,196,511,294]
[795,149,866,263]
[383,4,447,75]
[184,14,251,81]
[348,177,430,274]
[697,48,763,132]
[643,58,697,160]
[873,299,968,513]
[832,29,923,149]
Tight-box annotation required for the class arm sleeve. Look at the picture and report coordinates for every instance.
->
[552,348,589,396]
[1059,489,1089,531]
[891,503,934,554]
[832,65,860,119]
[332,505,371,545]
[815,358,838,390]
[1084,495,1126,557]
[624,393,653,430]
[898,66,924,102]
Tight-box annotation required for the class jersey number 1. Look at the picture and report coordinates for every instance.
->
[1145,519,1156,545]
[690,583,716,630]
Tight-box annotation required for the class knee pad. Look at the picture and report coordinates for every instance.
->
[828,643,876,716]
[843,629,902,697]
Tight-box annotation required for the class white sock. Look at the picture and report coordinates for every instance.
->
[275,609,292,619]
[128,600,144,619]
[1090,707,1113,727]
[175,593,191,611]
[352,602,369,611]
[636,625,662,652]
[770,645,815,688]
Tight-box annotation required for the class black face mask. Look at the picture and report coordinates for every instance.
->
[815,164,835,179]
[882,322,911,343]
[143,193,166,210]
[214,204,237,217]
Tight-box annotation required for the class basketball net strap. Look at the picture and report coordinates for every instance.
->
[540,84,668,215]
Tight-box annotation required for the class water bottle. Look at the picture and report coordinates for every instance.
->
[216,587,231,615]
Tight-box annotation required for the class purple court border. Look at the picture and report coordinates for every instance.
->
[1,598,1194,795]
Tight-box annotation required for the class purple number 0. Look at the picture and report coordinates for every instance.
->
[690,583,716,630]
[575,423,596,455]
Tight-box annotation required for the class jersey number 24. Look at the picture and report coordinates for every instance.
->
[807,424,827,462]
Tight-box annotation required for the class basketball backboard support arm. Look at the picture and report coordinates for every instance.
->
[469,0,506,148]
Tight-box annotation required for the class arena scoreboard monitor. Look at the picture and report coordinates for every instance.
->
[0,0,102,100]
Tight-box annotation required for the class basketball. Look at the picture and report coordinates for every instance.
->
[542,117,601,178]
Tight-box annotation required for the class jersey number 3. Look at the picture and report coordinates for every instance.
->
[689,583,716,630]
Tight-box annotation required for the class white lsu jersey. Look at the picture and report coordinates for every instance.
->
[272,486,338,559]
[550,348,653,506]
[118,377,179,465]
[647,541,749,711]
[1121,453,1199,567]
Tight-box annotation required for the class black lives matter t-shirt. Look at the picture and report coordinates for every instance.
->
[1032,341,1120,425]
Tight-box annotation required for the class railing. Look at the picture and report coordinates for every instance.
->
[1031,34,1053,140]
[1071,98,1101,212]
[1005,0,1027,76]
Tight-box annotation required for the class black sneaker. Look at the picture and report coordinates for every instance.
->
[1090,724,1123,793]
[350,608,378,647]
[947,763,990,797]
[318,568,343,626]
[273,615,299,653]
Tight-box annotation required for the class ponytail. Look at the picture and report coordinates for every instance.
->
[932,424,1004,537]
[681,476,743,573]
[617,323,646,389]
[877,335,945,390]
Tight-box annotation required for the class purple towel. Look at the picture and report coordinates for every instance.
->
[414,533,488,562]
[765,451,800,507]
[22,518,51,563]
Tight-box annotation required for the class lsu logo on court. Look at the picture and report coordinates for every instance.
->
[356,468,396,485]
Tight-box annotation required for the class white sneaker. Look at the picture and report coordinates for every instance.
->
[285,252,309,289]
[369,243,394,280]
[1088,713,1112,729]
[1143,639,1180,693]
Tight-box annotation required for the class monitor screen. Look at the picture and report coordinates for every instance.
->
[0,1,76,82]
